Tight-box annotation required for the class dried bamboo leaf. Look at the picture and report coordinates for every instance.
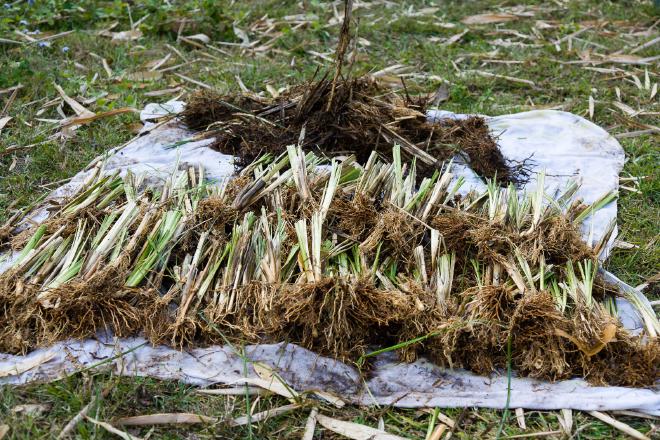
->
[115,413,218,426]
[587,411,650,440]
[302,408,319,440]
[231,404,299,426]
[461,13,518,25]
[85,417,143,440]
[316,414,409,440]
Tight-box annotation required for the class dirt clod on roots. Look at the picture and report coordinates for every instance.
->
[274,277,416,360]
[181,76,522,185]
[0,263,156,353]
[431,210,596,266]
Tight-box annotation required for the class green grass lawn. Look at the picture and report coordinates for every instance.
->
[1,0,658,438]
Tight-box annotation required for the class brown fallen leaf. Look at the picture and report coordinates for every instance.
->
[463,69,536,87]
[612,101,638,116]
[555,323,617,357]
[123,71,163,82]
[11,404,50,416]
[405,7,439,17]
[302,408,319,440]
[145,53,172,71]
[232,377,299,400]
[116,413,218,426]
[143,87,183,97]
[101,58,113,78]
[0,116,12,134]
[428,423,447,440]
[196,386,267,396]
[231,404,300,426]
[515,407,527,430]
[316,414,409,440]
[61,107,138,128]
[233,24,250,46]
[535,20,558,29]
[461,13,518,25]
[184,33,211,44]
[558,409,573,435]
[312,390,346,408]
[612,410,660,420]
[603,54,656,64]
[0,84,23,95]
[253,362,343,407]
[0,425,8,439]
[252,362,277,381]
[109,29,143,42]
[432,83,450,106]
[85,417,143,440]
[54,83,94,118]
[587,411,650,440]
[266,84,280,98]
[1,86,19,115]
[444,29,469,46]
[421,409,456,428]
[252,363,299,399]
[0,37,22,45]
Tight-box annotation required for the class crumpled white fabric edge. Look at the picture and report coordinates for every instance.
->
[1,336,658,415]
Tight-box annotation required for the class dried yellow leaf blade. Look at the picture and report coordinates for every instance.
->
[558,409,573,435]
[515,408,527,430]
[123,71,163,82]
[603,54,660,64]
[587,411,650,440]
[61,108,138,128]
[313,389,346,408]
[115,413,218,426]
[185,33,211,44]
[232,377,299,400]
[316,414,409,440]
[196,386,267,396]
[0,116,12,133]
[253,362,343,406]
[428,423,448,440]
[612,101,638,116]
[11,404,50,416]
[111,29,143,42]
[461,13,518,25]
[143,87,183,97]
[85,417,143,440]
[555,323,617,357]
[53,83,94,118]
[251,363,300,400]
[302,408,319,440]
[231,404,300,426]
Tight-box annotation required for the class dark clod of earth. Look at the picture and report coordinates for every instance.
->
[181,75,525,185]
